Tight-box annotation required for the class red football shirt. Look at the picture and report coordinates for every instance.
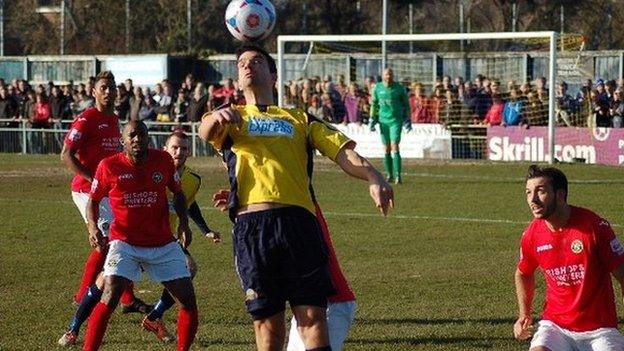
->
[90,149,182,247]
[64,107,121,192]
[518,206,624,331]
[314,202,356,303]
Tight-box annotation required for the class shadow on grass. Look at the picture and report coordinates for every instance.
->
[358,316,514,325]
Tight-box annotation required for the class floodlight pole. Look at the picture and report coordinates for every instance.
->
[60,0,66,55]
[0,0,4,57]
[381,0,387,69]
[125,0,130,53]
[187,0,192,52]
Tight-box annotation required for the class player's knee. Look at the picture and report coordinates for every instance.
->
[95,273,105,290]
[100,284,123,307]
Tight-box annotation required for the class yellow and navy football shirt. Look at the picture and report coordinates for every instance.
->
[209,104,352,218]
[168,165,201,233]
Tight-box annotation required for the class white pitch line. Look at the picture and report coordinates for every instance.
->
[1,197,620,228]
[313,168,624,184]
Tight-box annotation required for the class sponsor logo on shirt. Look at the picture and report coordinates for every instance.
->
[123,191,157,208]
[611,238,624,256]
[118,173,133,180]
[599,219,611,227]
[546,264,585,286]
[248,117,294,138]
[68,128,82,141]
[571,239,584,254]
[98,123,109,130]
[152,171,163,183]
[536,243,553,253]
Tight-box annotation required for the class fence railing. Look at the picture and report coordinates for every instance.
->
[0,119,217,157]
[0,118,488,160]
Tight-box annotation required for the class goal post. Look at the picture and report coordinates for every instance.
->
[277,31,558,164]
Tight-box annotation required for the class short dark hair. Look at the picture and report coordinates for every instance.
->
[526,165,568,199]
[95,70,115,85]
[166,129,189,143]
[236,44,276,74]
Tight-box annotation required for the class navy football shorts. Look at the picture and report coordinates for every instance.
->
[233,206,335,320]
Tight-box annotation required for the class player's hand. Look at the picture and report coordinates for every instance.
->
[369,119,378,132]
[212,189,230,211]
[210,107,243,128]
[204,230,222,243]
[178,223,193,249]
[369,174,394,216]
[513,316,533,341]
[88,228,107,251]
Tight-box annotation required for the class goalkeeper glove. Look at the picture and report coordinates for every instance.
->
[403,119,412,132]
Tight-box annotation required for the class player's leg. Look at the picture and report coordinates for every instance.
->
[143,241,197,350]
[587,328,624,350]
[283,208,335,350]
[254,312,287,351]
[58,274,106,346]
[161,277,198,351]
[83,240,142,350]
[529,321,575,351]
[291,305,330,350]
[70,192,109,304]
[378,123,393,182]
[141,253,197,343]
[326,301,357,351]
[82,275,131,351]
[389,122,403,184]
[286,315,306,351]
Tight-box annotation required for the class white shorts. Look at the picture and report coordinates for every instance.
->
[103,240,191,283]
[71,191,113,236]
[530,320,624,351]
[287,300,357,351]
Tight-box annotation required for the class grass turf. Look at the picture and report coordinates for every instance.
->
[0,153,622,350]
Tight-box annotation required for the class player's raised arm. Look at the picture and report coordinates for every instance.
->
[334,145,394,216]
[198,108,242,147]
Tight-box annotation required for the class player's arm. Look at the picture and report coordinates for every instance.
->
[188,201,221,243]
[198,107,241,147]
[172,190,192,249]
[334,144,394,216]
[61,143,94,183]
[86,198,107,251]
[513,268,535,341]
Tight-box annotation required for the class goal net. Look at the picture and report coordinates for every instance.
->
[276,32,619,166]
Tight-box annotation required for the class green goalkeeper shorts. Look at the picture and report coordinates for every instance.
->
[379,121,403,145]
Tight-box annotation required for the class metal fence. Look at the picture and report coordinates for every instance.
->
[0,119,217,157]
[0,118,487,160]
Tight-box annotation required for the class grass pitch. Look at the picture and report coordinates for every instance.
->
[0,153,622,350]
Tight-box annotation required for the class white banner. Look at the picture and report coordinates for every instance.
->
[333,123,452,159]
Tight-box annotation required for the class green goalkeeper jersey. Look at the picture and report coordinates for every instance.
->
[370,81,410,124]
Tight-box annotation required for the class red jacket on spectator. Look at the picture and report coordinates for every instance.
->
[409,94,433,123]
[483,100,504,125]
[33,101,51,123]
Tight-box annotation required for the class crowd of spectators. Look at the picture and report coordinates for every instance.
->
[283,74,624,129]
[0,73,248,130]
[1,72,623,132]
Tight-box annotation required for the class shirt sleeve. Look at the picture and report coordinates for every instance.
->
[64,114,88,149]
[89,160,110,202]
[517,229,538,274]
[595,218,624,271]
[307,116,353,161]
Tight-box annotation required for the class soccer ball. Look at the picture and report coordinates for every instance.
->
[225,0,276,42]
